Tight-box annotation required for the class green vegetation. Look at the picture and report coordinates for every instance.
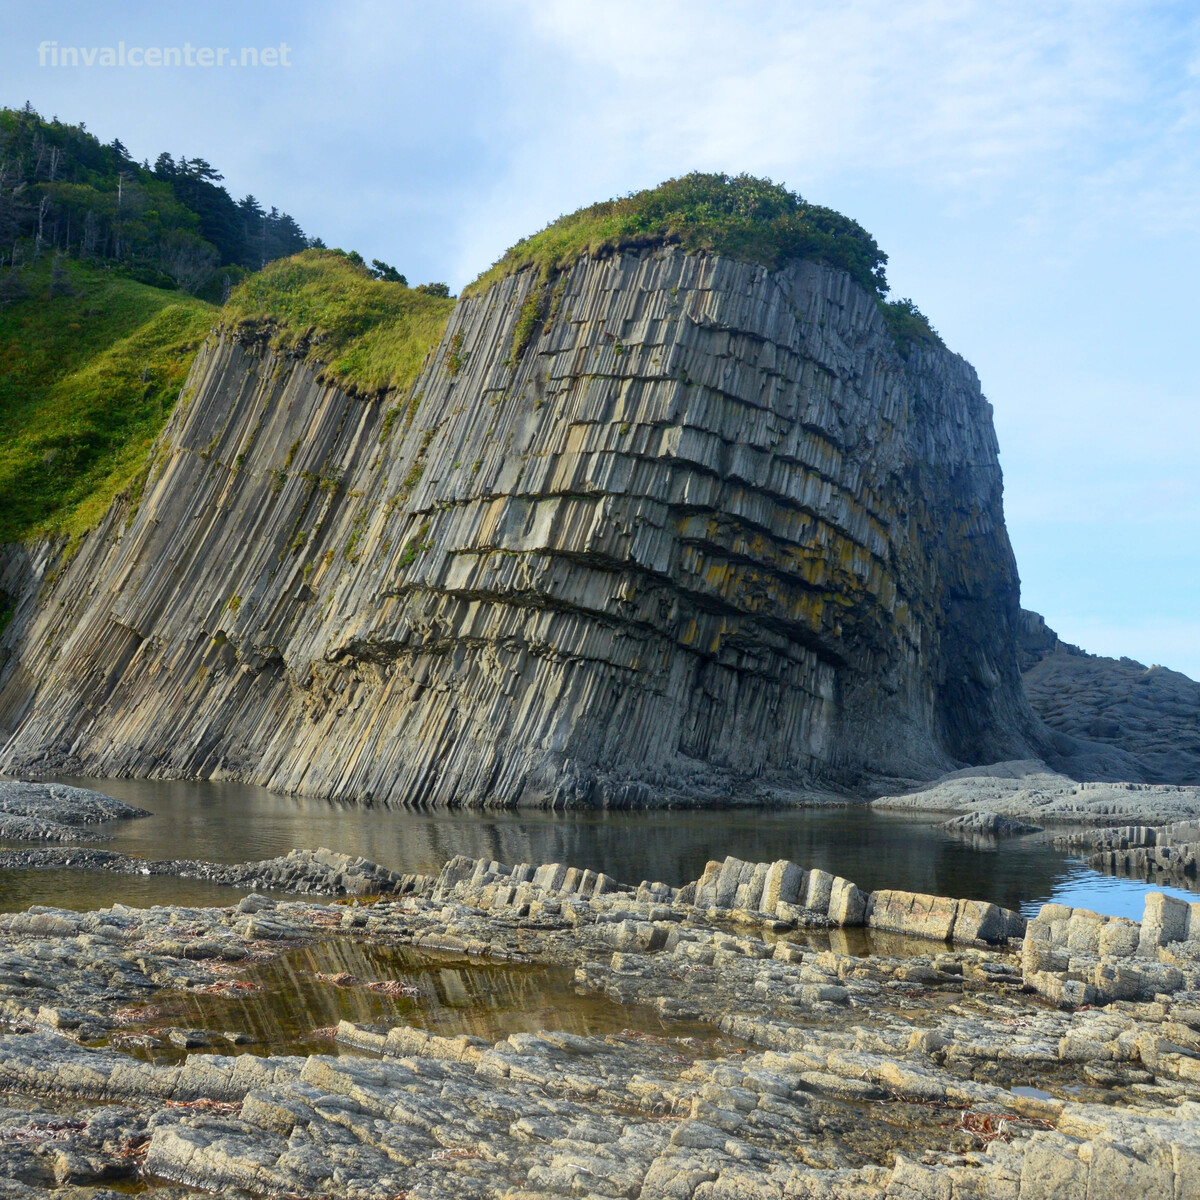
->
[878,297,944,355]
[397,519,432,568]
[0,256,213,543]
[508,289,544,363]
[468,172,889,298]
[0,105,310,299]
[445,329,467,376]
[222,250,455,396]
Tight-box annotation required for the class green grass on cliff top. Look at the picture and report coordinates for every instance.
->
[0,183,939,547]
[468,172,892,297]
[0,258,213,544]
[222,250,455,397]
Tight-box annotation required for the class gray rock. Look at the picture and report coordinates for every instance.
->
[876,759,1200,823]
[0,249,1050,806]
[943,810,1042,836]
[0,782,149,843]
[1020,610,1200,785]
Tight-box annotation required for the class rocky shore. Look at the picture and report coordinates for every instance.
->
[875,759,1200,824]
[1053,821,1200,888]
[0,845,1197,1198]
[0,782,148,844]
[0,845,414,899]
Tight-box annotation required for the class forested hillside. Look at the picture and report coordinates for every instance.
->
[0,104,310,302]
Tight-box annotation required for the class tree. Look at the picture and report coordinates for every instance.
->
[369,259,406,285]
[47,249,73,298]
[159,229,217,294]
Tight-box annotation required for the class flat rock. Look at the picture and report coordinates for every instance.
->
[943,810,1042,836]
[876,759,1200,824]
[0,781,149,843]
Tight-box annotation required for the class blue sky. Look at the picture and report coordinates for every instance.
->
[6,1,1199,676]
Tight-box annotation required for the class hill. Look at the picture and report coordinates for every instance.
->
[0,256,213,544]
[0,104,309,300]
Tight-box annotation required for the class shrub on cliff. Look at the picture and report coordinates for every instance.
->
[222,249,455,397]
[468,172,890,297]
[878,297,944,355]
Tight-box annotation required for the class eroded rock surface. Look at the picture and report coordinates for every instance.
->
[1020,610,1200,786]
[0,782,148,844]
[0,849,1197,1197]
[0,846,413,898]
[942,810,1042,837]
[0,249,1048,805]
[875,759,1200,824]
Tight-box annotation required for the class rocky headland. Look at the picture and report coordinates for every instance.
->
[1018,611,1200,787]
[0,179,1059,808]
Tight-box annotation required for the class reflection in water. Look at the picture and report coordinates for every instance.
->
[0,775,1189,920]
[0,868,276,913]
[1039,861,1198,918]
[117,939,736,1061]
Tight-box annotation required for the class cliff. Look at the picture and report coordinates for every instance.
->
[1018,610,1200,785]
[0,243,1048,806]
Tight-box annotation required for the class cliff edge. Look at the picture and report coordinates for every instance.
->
[0,179,1051,806]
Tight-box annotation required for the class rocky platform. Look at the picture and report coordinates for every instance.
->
[0,846,413,899]
[0,782,148,844]
[0,848,1197,1197]
[875,759,1200,825]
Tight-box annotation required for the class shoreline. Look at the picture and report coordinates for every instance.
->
[0,846,1196,1197]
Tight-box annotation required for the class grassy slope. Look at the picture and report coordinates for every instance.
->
[469,171,942,350]
[468,172,890,296]
[222,250,455,397]
[0,251,454,546]
[0,258,214,544]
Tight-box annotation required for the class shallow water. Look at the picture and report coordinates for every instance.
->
[2,775,1196,919]
[111,938,742,1063]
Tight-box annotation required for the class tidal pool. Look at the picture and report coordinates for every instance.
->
[109,938,745,1063]
[0,775,1194,919]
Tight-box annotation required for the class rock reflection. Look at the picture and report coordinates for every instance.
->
[116,938,733,1062]
[31,776,1081,912]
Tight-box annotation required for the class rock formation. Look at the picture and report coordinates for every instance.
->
[0,247,1050,806]
[0,848,1198,1198]
[874,759,1200,824]
[1019,609,1200,785]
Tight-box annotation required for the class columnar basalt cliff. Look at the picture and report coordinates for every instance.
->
[0,247,1047,805]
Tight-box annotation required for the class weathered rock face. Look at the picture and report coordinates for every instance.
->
[0,249,1046,805]
[1020,609,1200,785]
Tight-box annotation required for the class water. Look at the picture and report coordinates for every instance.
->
[2,775,1195,919]
[110,938,743,1063]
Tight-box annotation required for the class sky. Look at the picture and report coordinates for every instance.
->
[5,0,1199,676]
